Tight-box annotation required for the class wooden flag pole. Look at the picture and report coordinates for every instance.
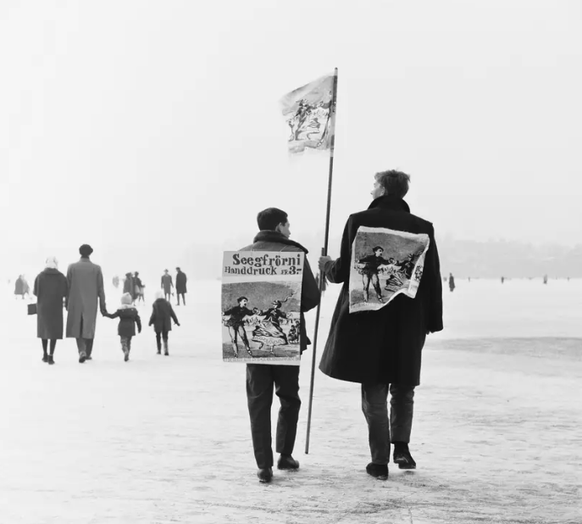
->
[305,67,338,454]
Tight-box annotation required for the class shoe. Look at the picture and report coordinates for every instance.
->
[86,356,93,361]
[393,445,416,470]
[366,463,388,480]
[79,353,87,363]
[124,350,129,362]
[48,355,54,365]
[277,455,299,470]
[42,354,48,363]
[257,468,273,483]
[157,350,161,355]
[164,351,169,356]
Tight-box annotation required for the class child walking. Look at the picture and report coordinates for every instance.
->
[106,292,142,361]
[149,290,180,355]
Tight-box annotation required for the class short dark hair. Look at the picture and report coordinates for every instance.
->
[79,244,93,257]
[374,170,411,198]
[237,296,249,303]
[373,246,384,253]
[257,208,288,231]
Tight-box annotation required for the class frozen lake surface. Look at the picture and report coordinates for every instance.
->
[1,278,581,523]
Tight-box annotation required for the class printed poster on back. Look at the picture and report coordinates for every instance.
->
[349,226,430,313]
[221,251,304,365]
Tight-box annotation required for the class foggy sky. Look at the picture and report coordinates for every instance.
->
[2,1,581,278]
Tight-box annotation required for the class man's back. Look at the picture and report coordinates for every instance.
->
[319,195,443,385]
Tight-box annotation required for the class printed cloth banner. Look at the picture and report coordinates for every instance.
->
[280,72,335,154]
[349,226,430,313]
[222,251,304,365]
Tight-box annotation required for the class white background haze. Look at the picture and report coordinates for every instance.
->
[1,0,581,280]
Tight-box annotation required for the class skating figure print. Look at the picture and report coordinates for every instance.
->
[349,226,430,313]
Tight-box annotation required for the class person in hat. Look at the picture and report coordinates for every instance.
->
[33,256,68,365]
[161,269,173,302]
[65,244,108,363]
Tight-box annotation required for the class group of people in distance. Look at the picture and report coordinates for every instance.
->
[161,267,188,305]
[231,169,443,484]
[31,244,182,364]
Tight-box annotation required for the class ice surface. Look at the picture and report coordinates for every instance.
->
[0,279,580,523]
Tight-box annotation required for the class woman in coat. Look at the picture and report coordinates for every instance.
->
[34,257,68,364]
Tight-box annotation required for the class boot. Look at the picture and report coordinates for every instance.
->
[42,353,48,363]
[48,355,55,365]
[163,341,169,356]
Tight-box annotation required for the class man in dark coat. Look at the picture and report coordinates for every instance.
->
[238,207,320,484]
[34,256,68,364]
[66,244,108,363]
[175,267,187,305]
[318,170,443,480]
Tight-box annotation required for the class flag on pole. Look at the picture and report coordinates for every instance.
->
[280,72,336,154]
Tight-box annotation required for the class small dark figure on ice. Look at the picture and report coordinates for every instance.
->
[161,269,173,302]
[149,290,180,355]
[175,267,187,305]
[448,272,455,292]
[105,292,142,362]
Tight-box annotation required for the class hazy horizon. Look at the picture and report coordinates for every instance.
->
[2,1,581,278]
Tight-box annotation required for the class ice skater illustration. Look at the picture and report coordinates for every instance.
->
[355,246,390,303]
[223,296,255,357]
[251,299,289,355]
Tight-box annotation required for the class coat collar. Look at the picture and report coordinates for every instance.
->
[252,230,309,254]
[368,195,410,213]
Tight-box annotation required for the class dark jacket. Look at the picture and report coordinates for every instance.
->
[176,271,187,293]
[34,268,68,339]
[149,298,179,332]
[239,230,320,353]
[319,195,443,386]
[107,306,142,337]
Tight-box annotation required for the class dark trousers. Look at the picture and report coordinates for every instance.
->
[176,292,186,305]
[75,337,94,357]
[41,339,57,355]
[155,330,168,351]
[361,383,415,465]
[246,364,301,469]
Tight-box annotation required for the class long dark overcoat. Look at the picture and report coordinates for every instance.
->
[175,271,187,294]
[319,196,443,386]
[66,258,106,339]
[34,268,68,339]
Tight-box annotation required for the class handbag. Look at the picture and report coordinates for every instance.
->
[27,303,37,315]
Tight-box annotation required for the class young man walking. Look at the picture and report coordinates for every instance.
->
[239,208,320,483]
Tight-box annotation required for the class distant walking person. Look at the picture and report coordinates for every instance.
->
[14,275,26,299]
[543,274,548,285]
[161,269,173,302]
[149,290,180,355]
[123,272,134,302]
[105,293,142,362]
[448,273,455,292]
[175,267,187,305]
[33,257,68,365]
[134,271,145,303]
[66,244,107,363]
